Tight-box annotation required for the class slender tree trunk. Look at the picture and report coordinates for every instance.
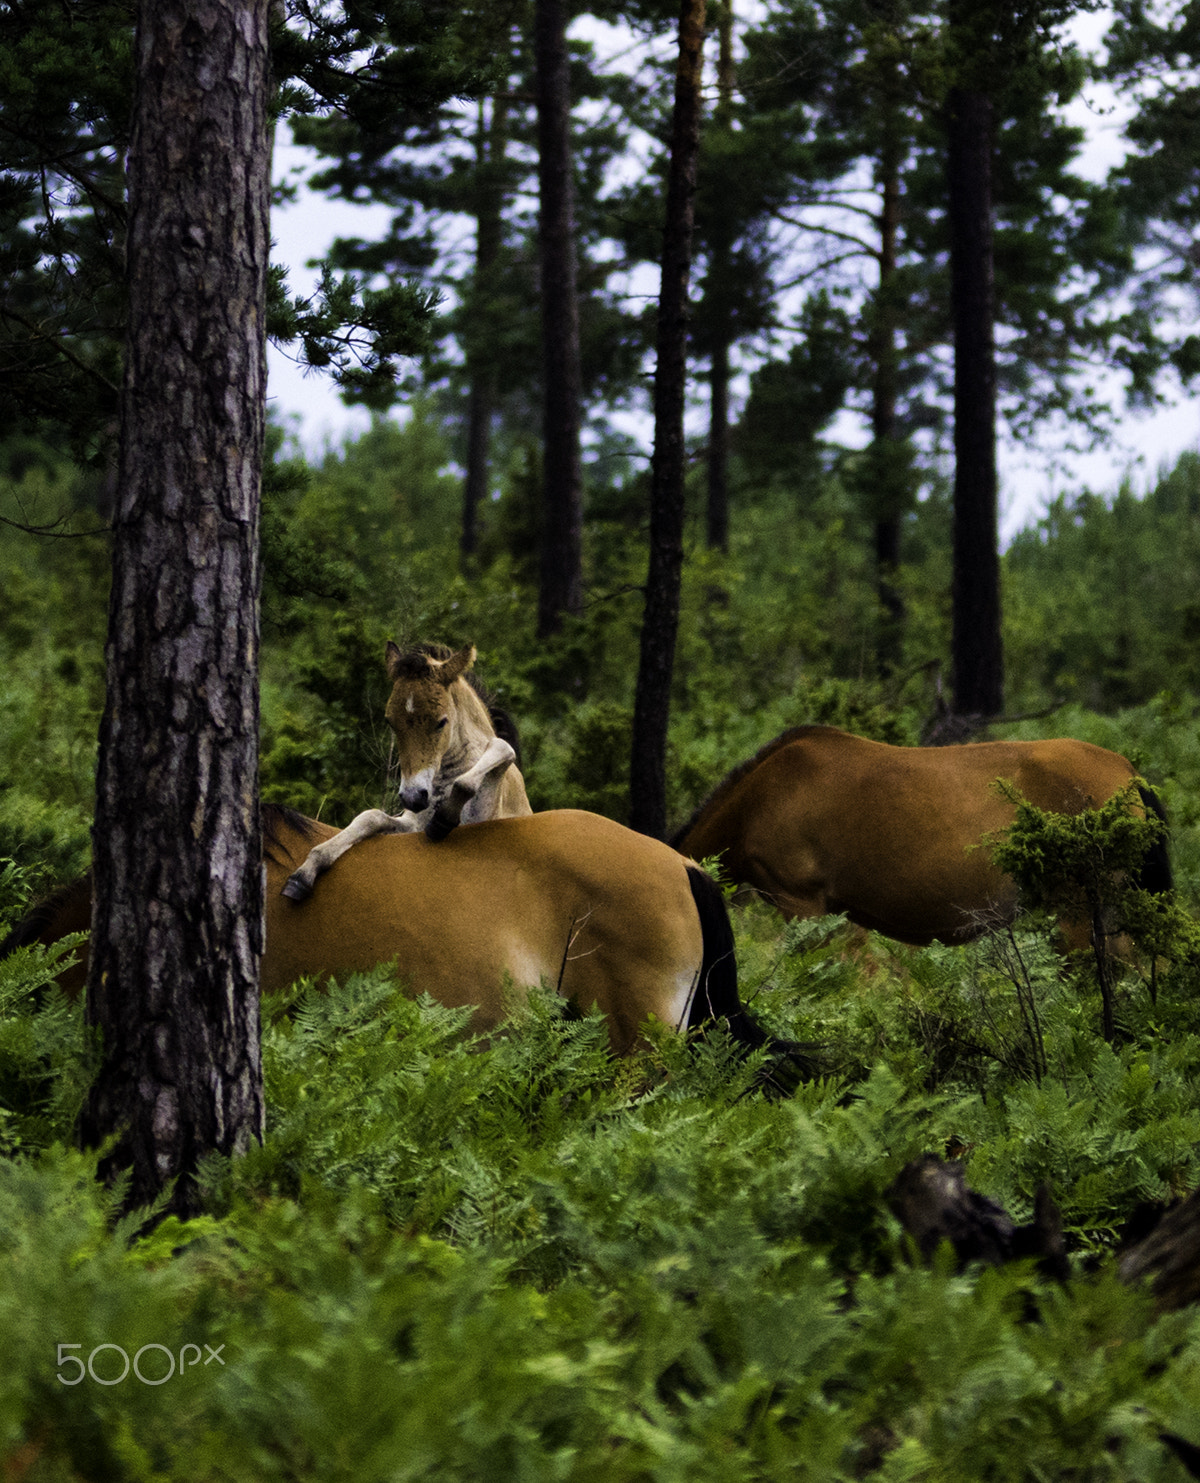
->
[461,373,493,562]
[705,0,734,554]
[947,82,1003,716]
[461,93,509,565]
[79,0,270,1218]
[707,336,730,552]
[872,134,905,675]
[534,0,584,636]
[630,0,707,839]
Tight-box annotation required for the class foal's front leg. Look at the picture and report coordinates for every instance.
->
[280,807,425,901]
[425,738,517,842]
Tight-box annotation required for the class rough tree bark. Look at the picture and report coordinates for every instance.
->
[630,0,707,839]
[79,0,270,1218]
[534,0,584,637]
[947,72,1004,717]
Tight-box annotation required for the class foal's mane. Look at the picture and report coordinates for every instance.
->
[668,724,839,849]
[262,803,322,867]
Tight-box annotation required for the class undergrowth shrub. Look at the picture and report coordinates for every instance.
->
[0,928,93,1154]
[0,792,92,891]
[995,693,1200,906]
[728,887,1200,1251]
[989,780,1199,1040]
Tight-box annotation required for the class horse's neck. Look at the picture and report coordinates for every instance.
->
[441,682,495,775]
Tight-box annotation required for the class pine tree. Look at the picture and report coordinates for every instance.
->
[0,0,133,465]
[939,0,1094,717]
[293,5,645,575]
[1101,0,1200,400]
[734,0,1125,684]
[50,0,500,1216]
[291,2,527,563]
[630,0,707,839]
[79,0,273,1216]
[946,1,1003,716]
[738,0,939,669]
[0,0,448,483]
[534,0,585,634]
[691,0,791,555]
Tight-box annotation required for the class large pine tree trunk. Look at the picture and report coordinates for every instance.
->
[947,81,1003,716]
[630,0,706,839]
[79,0,270,1218]
[534,0,584,637]
[461,94,509,565]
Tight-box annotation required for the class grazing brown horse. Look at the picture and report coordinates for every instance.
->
[3,805,786,1061]
[671,725,1171,945]
[282,642,531,901]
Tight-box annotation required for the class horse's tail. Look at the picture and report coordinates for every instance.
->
[683,863,740,1032]
[683,864,818,1093]
[1136,784,1173,895]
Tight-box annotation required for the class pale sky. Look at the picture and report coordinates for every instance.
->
[265,7,1200,545]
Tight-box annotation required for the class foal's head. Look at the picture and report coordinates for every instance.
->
[383,642,482,812]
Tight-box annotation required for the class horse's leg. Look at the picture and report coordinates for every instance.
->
[426,738,517,842]
[281,808,423,900]
[738,848,829,922]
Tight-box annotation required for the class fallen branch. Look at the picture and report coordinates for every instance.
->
[891,1154,1200,1315]
[888,1154,1068,1280]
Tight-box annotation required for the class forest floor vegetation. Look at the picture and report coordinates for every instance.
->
[5,423,1200,1476]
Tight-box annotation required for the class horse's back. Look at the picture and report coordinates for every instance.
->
[673,727,1147,943]
[9,810,709,1048]
[974,736,1137,812]
[267,809,704,1048]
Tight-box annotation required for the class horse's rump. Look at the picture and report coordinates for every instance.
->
[265,810,705,1049]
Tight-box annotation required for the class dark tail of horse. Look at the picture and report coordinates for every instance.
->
[683,865,818,1093]
[1136,785,1173,896]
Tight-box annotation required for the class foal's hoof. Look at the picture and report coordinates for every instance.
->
[424,814,458,843]
[281,873,313,902]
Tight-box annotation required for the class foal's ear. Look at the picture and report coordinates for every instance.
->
[384,640,404,680]
[440,646,477,684]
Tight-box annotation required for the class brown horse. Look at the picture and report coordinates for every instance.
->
[282,642,531,901]
[671,725,1171,945]
[4,804,788,1061]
